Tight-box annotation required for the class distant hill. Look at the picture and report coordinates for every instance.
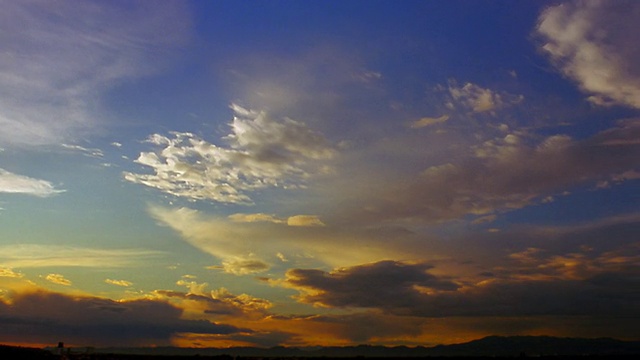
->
[426,335,640,357]
[77,335,640,357]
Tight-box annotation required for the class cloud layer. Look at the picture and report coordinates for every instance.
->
[337,119,640,224]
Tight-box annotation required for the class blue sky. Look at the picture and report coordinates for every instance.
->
[1,0,639,348]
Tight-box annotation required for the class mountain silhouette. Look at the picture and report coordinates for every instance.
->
[20,335,640,358]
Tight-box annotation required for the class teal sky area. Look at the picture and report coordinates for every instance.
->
[1,0,639,348]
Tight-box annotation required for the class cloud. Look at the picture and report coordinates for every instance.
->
[287,215,325,227]
[61,144,104,158]
[105,279,133,287]
[447,82,523,113]
[229,213,285,224]
[220,259,271,275]
[410,115,450,129]
[0,0,190,147]
[0,244,164,268]
[176,279,210,296]
[338,119,640,224]
[283,260,459,310]
[282,259,638,319]
[229,213,325,227]
[537,1,640,108]
[0,289,245,347]
[124,105,336,204]
[155,286,272,319]
[0,267,24,278]
[0,168,64,197]
[44,273,72,286]
[148,206,412,270]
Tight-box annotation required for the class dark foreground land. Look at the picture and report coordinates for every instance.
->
[3,336,640,360]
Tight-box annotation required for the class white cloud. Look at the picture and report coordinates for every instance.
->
[537,1,640,108]
[105,279,133,287]
[0,168,64,197]
[124,105,336,204]
[0,0,190,146]
[61,143,104,158]
[44,273,72,286]
[0,244,164,268]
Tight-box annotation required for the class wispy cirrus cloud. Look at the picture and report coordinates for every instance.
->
[0,0,190,147]
[125,104,336,204]
[537,1,640,108]
[0,244,164,268]
[0,168,64,197]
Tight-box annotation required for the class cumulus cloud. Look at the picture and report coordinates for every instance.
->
[537,1,640,108]
[0,244,164,268]
[44,273,72,286]
[124,105,335,204]
[0,290,245,347]
[0,0,190,147]
[0,168,64,197]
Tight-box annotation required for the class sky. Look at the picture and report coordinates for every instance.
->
[0,0,639,349]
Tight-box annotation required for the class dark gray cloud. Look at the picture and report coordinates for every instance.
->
[284,258,639,319]
[0,290,246,347]
[285,260,458,310]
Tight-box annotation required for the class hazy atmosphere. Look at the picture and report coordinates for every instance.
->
[1,0,639,348]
